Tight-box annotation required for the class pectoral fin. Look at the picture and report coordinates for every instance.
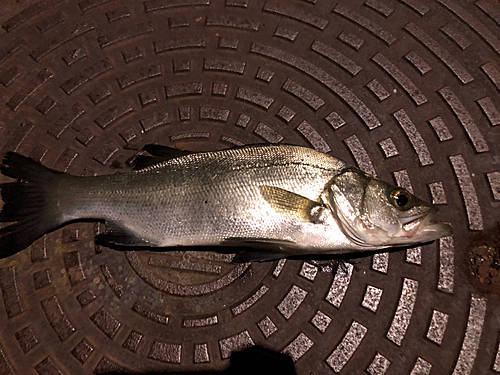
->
[259,185,325,223]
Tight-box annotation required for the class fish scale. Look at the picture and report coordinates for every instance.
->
[0,144,451,260]
[58,145,343,248]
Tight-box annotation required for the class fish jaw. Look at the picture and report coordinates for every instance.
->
[412,220,453,241]
[400,206,452,241]
[383,211,452,246]
[401,208,434,237]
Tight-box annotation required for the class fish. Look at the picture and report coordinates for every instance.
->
[0,144,452,261]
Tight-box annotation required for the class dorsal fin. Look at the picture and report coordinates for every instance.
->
[133,155,168,170]
[143,144,193,158]
[133,144,194,170]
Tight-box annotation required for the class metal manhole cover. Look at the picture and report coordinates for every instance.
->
[0,0,499,374]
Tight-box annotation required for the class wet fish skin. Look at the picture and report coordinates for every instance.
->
[0,144,452,260]
[56,145,351,253]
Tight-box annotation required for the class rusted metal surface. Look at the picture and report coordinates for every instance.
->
[0,0,499,374]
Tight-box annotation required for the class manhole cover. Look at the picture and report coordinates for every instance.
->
[0,0,499,374]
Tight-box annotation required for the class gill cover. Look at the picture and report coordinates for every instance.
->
[328,168,377,247]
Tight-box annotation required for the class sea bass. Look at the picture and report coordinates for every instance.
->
[0,144,452,261]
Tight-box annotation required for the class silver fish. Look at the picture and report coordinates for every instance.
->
[0,144,452,261]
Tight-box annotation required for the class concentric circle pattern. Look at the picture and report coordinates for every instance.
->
[0,0,499,374]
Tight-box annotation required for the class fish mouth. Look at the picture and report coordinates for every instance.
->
[418,221,453,238]
[401,213,431,237]
[401,208,452,239]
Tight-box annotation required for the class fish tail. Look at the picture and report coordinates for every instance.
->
[0,152,63,258]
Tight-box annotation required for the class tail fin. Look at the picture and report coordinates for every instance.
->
[0,152,63,258]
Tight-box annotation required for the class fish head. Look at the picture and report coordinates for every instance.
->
[328,168,452,248]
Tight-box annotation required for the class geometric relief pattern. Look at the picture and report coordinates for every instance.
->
[0,0,498,374]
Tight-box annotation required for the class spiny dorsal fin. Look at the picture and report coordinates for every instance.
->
[133,144,195,170]
[259,185,324,223]
[143,144,193,158]
[133,155,168,170]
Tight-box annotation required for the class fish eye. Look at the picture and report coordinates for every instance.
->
[390,189,412,210]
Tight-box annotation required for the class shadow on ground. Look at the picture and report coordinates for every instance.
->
[101,346,297,375]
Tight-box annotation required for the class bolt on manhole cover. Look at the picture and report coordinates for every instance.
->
[0,0,499,374]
